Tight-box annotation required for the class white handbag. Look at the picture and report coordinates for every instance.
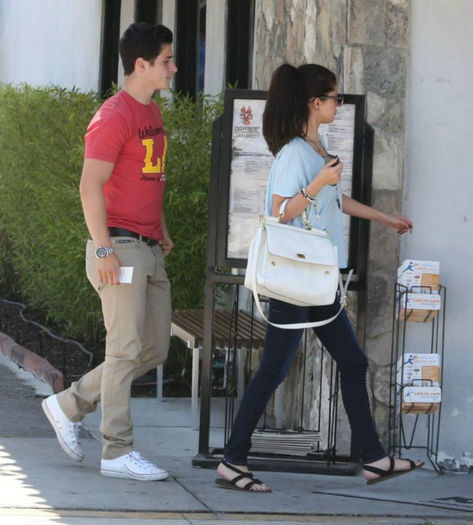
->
[244,201,352,329]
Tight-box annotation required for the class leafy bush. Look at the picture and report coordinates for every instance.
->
[0,85,102,340]
[158,92,223,308]
[0,84,222,342]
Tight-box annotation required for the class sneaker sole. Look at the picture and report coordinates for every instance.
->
[100,468,169,481]
[42,398,84,462]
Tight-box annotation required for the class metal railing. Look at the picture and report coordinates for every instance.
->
[0,298,94,383]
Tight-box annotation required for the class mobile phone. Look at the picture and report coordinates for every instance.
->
[324,153,340,185]
[324,152,339,166]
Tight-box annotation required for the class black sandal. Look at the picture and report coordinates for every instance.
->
[363,456,424,485]
[215,459,271,492]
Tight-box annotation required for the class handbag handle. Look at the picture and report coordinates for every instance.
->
[278,198,311,230]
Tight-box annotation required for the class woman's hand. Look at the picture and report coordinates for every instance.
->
[383,214,413,235]
[310,158,343,189]
[342,195,413,234]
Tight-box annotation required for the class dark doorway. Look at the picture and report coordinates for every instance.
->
[135,0,162,24]
[100,0,122,97]
[226,0,254,89]
[175,0,206,98]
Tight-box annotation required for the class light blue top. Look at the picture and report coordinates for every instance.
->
[265,136,347,268]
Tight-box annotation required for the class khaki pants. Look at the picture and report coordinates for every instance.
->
[57,237,171,459]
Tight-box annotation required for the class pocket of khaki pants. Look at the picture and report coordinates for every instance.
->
[113,240,154,276]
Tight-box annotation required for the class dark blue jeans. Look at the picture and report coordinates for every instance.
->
[223,297,386,465]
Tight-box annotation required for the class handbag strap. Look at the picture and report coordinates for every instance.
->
[250,265,353,330]
[279,198,311,230]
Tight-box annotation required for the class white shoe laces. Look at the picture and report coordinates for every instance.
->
[72,422,81,442]
[65,422,81,444]
[128,451,158,470]
[56,417,80,441]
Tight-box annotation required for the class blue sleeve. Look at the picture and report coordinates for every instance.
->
[270,140,314,198]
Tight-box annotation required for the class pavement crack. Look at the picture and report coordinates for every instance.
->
[171,476,217,517]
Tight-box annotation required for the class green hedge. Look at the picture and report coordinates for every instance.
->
[157,92,223,309]
[0,84,222,342]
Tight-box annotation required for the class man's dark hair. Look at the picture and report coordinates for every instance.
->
[119,22,173,76]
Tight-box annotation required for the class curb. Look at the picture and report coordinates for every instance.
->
[0,330,64,393]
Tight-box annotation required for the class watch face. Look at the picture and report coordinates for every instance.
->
[96,247,109,259]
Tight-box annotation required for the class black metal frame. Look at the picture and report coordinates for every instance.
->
[388,283,446,473]
[219,288,348,469]
[216,90,371,286]
[195,279,356,475]
[194,91,374,474]
[215,89,266,269]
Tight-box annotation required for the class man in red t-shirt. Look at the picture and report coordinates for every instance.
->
[42,23,178,481]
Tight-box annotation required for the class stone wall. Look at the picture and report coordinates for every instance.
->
[252,0,411,447]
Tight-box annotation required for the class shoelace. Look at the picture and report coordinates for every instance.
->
[67,422,81,444]
[129,451,157,469]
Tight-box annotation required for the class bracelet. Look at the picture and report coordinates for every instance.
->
[300,187,315,202]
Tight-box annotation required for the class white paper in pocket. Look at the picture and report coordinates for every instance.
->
[119,266,134,284]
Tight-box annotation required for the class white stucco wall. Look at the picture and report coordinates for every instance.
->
[204,0,227,96]
[0,0,102,92]
[403,0,473,455]
[117,0,135,88]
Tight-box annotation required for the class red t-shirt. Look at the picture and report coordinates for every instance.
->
[85,90,167,240]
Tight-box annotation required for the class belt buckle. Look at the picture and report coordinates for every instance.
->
[138,234,151,246]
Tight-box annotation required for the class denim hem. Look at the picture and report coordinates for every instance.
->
[223,455,247,467]
[360,449,387,465]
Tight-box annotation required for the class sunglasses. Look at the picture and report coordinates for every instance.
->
[319,95,344,106]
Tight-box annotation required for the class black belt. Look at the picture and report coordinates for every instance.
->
[108,227,158,246]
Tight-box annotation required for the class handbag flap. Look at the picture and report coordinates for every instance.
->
[264,220,338,266]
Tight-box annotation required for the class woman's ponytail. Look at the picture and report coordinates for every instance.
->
[262,63,337,156]
[263,64,308,155]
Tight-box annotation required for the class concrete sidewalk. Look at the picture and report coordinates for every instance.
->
[0,355,472,525]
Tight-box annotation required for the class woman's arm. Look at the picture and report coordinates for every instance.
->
[272,158,342,222]
[342,194,413,234]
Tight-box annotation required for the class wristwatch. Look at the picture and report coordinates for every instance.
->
[95,246,115,259]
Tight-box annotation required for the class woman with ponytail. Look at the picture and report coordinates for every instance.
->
[216,63,421,492]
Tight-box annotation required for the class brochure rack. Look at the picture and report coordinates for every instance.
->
[388,283,446,473]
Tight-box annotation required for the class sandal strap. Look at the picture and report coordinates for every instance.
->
[226,472,261,490]
[222,459,248,475]
[222,459,259,479]
[228,474,247,485]
[222,459,264,489]
[363,456,395,476]
[222,459,263,490]
[243,479,258,490]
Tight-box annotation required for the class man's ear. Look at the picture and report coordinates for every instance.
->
[134,57,146,74]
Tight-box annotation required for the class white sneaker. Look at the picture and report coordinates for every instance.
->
[100,451,169,481]
[42,394,84,462]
